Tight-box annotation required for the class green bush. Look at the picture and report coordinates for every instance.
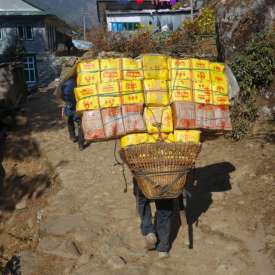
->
[229,30,275,140]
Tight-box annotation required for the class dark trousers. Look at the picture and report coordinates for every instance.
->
[133,180,173,252]
[67,116,85,149]
[67,116,76,139]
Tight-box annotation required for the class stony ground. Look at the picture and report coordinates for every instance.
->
[1,90,275,275]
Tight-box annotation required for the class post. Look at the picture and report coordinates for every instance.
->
[190,0,193,22]
[83,14,86,40]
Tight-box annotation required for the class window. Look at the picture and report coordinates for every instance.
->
[0,25,3,40]
[23,56,37,83]
[111,22,140,32]
[47,24,57,51]
[18,25,33,40]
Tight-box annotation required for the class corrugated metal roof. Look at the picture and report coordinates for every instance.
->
[106,8,195,16]
[0,0,47,15]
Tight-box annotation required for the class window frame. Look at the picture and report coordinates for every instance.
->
[111,22,140,32]
[25,25,34,40]
[17,25,34,41]
[23,55,38,84]
[0,24,3,40]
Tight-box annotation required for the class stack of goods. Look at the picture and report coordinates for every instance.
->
[73,54,232,144]
[75,58,145,140]
[169,58,232,131]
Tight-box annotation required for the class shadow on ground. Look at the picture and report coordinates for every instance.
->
[4,135,41,161]
[0,112,54,213]
[27,91,64,133]
[170,161,235,249]
[0,170,51,212]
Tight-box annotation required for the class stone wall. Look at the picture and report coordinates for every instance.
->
[36,54,78,87]
[215,0,275,61]
[0,62,26,107]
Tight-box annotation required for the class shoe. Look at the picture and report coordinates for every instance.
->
[70,136,77,143]
[158,252,169,259]
[78,143,84,151]
[145,233,157,250]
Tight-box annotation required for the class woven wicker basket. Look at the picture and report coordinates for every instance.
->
[120,142,202,199]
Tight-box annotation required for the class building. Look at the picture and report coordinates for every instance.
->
[0,0,72,87]
[97,0,204,32]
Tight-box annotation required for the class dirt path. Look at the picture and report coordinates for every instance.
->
[7,90,275,274]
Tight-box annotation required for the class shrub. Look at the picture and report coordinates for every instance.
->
[87,27,158,57]
[182,7,215,35]
[229,30,275,139]
[3,38,25,60]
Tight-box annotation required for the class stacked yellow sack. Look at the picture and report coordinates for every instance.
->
[144,106,173,134]
[122,58,143,80]
[101,58,121,82]
[141,55,173,138]
[120,130,201,148]
[120,80,144,105]
[75,85,99,112]
[144,80,169,106]
[139,54,168,80]
[73,56,229,145]
[168,57,229,106]
[77,59,101,86]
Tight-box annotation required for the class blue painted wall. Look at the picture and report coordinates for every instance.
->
[0,16,47,55]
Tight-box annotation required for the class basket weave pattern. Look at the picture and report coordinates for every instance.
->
[120,142,202,199]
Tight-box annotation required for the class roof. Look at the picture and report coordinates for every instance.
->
[106,7,196,17]
[0,0,48,16]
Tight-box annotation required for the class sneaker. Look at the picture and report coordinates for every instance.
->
[158,252,169,259]
[145,233,157,250]
[78,143,84,151]
[70,136,78,143]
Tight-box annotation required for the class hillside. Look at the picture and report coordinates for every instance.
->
[27,0,98,27]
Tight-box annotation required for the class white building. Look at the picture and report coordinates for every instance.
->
[106,8,198,32]
[97,0,204,33]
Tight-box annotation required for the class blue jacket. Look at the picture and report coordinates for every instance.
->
[62,78,76,104]
[62,78,77,118]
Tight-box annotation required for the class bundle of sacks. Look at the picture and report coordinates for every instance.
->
[74,54,233,148]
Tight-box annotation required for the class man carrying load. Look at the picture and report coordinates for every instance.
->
[61,77,85,151]
[133,178,173,259]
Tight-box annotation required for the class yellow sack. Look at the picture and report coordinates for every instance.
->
[120,133,149,148]
[148,133,170,143]
[77,72,101,86]
[191,58,210,70]
[101,71,121,83]
[211,71,227,86]
[170,69,192,80]
[193,82,213,104]
[168,58,191,70]
[193,70,211,83]
[100,58,121,70]
[164,133,175,143]
[122,58,143,80]
[120,80,144,105]
[101,58,121,82]
[98,82,121,108]
[212,82,228,95]
[169,80,193,102]
[144,80,169,106]
[143,70,168,80]
[210,62,225,73]
[212,93,230,106]
[141,54,168,80]
[77,59,100,73]
[74,84,97,102]
[76,97,99,112]
[211,71,228,95]
[174,130,201,143]
[144,106,173,134]
[141,54,168,70]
